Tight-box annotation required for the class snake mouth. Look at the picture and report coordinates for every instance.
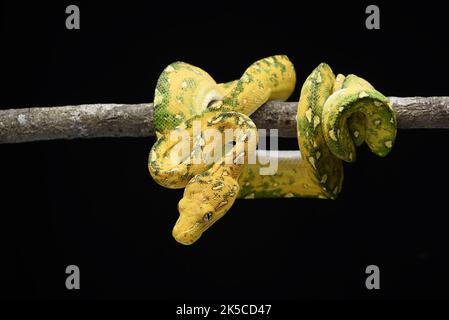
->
[172,222,205,245]
[172,214,219,245]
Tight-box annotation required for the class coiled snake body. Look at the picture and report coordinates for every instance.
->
[148,56,397,245]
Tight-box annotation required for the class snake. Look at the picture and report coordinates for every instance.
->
[148,56,397,245]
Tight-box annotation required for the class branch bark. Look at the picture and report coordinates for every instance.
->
[0,96,448,144]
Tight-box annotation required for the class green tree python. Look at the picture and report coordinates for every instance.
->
[148,55,397,245]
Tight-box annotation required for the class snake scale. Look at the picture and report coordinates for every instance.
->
[148,56,397,245]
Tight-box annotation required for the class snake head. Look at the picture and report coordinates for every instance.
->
[172,176,239,245]
[172,199,217,245]
[173,198,236,245]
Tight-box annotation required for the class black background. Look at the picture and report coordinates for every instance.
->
[1,1,449,301]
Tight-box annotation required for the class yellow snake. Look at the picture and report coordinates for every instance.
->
[148,56,397,245]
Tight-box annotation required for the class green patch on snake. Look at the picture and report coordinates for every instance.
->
[272,55,287,75]
[269,73,279,87]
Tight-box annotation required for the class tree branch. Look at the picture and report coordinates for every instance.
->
[0,96,448,144]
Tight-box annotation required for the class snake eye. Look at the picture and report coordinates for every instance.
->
[203,212,213,222]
